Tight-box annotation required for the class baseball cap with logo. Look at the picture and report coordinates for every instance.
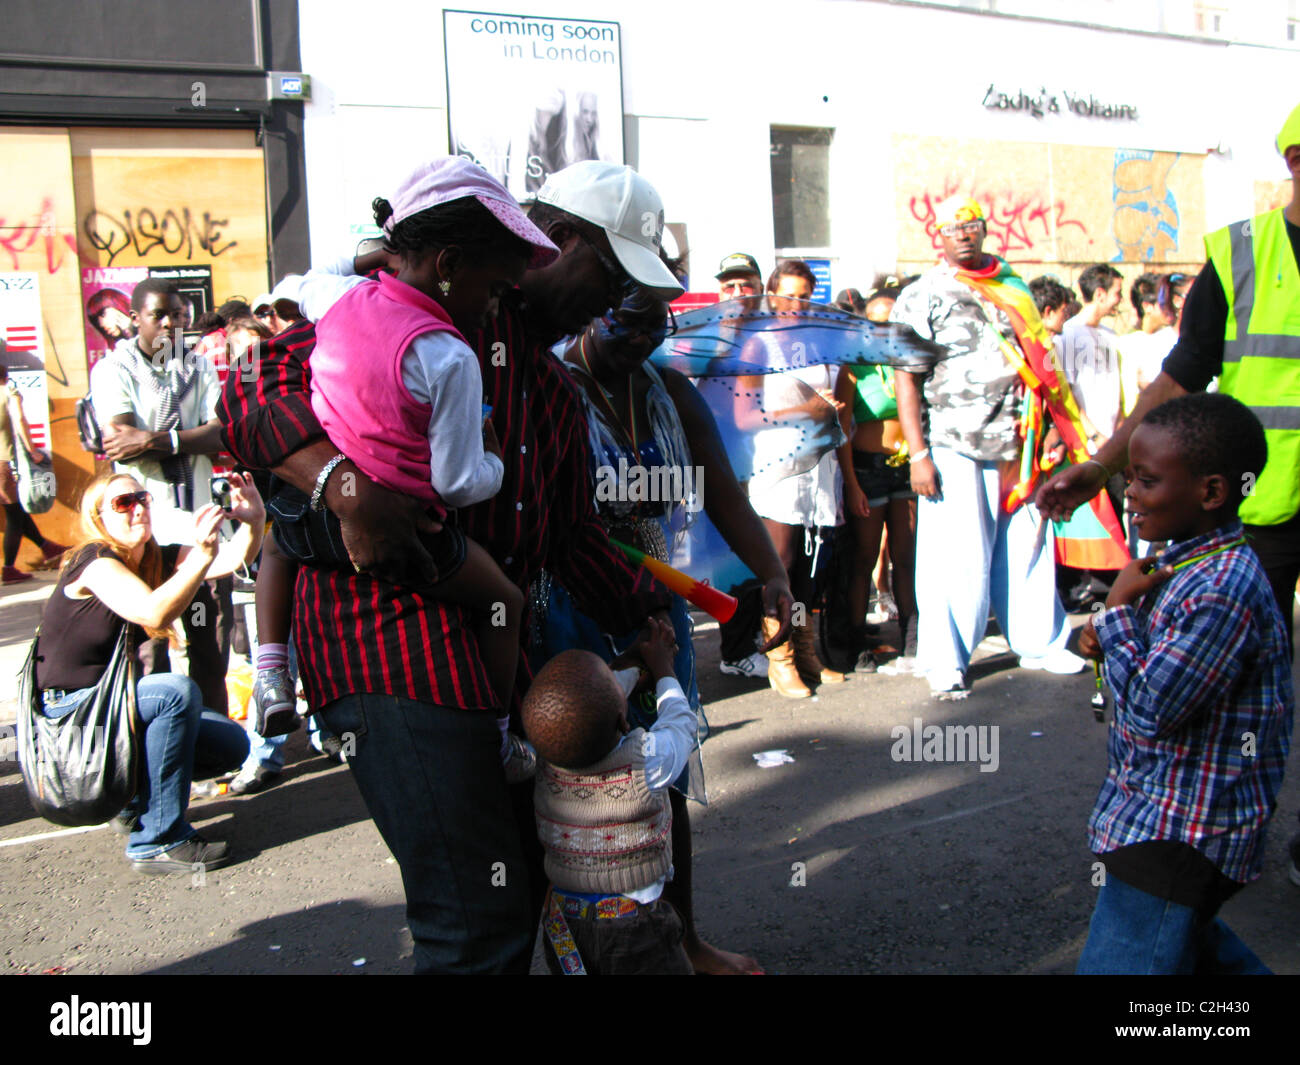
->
[716,252,762,281]
[536,162,684,299]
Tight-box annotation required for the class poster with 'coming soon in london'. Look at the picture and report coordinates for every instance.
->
[443,10,624,200]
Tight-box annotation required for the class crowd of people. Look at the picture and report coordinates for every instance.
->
[9,99,1300,975]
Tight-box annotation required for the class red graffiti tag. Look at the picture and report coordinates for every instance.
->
[909,182,1089,258]
[0,197,80,273]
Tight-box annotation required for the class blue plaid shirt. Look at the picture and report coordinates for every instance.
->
[1089,521,1294,882]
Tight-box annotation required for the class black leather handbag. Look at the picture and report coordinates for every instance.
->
[16,626,139,827]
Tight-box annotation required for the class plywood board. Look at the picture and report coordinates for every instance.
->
[893,134,1206,270]
[0,127,99,544]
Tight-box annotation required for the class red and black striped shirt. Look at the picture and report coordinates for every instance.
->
[218,298,668,712]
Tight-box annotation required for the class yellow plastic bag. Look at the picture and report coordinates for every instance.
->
[225,660,254,721]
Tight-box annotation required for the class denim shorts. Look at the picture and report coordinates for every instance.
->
[853,451,914,508]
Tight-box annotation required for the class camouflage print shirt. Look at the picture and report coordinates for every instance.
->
[890,262,1024,463]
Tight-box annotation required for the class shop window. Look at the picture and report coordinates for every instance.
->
[770,126,833,250]
[1193,2,1227,35]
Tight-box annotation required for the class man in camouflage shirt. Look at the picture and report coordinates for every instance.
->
[892,195,1084,699]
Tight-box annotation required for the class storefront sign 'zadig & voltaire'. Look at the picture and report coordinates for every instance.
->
[982,85,1138,121]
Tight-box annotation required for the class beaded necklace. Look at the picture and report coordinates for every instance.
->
[576,333,642,463]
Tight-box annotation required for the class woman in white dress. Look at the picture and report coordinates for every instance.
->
[740,260,848,698]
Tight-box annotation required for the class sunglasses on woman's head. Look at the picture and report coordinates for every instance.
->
[108,490,152,513]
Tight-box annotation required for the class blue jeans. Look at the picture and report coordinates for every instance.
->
[44,674,248,857]
[1076,875,1272,974]
[317,692,534,974]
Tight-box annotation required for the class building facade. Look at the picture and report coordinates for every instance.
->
[0,0,310,542]
[296,0,1297,299]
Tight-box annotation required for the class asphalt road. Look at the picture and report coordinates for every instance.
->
[2,602,1298,976]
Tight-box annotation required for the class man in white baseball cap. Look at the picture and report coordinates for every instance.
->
[530,161,683,319]
[221,156,687,972]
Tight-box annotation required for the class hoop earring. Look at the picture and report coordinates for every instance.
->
[438,280,451,296]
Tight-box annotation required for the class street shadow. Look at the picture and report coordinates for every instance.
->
[145,899,413,974]
[0,728,369,844]
[678,656,1129,976]
[703,718,760,737]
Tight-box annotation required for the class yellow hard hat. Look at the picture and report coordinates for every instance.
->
[1277,102,1300,155]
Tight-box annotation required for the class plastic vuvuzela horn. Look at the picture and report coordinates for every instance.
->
[610,539,738,623]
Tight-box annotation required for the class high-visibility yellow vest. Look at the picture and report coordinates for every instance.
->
[1206,209,1300,525]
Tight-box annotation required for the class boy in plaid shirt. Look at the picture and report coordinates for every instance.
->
[1076,394,1294,974]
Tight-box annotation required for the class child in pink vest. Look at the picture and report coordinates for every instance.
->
[245,159,558,777]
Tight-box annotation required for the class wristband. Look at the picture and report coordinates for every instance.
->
[1083,458,1111,479]
[310,454,347,512]
[911,447,930,463]
[169,429,180,455]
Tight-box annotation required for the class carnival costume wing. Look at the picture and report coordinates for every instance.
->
[652,295,944,591]
[650,296,943,486]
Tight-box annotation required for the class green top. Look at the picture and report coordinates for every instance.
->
[851,363,898,423]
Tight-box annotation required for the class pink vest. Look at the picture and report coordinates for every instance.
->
[311,273,466,511]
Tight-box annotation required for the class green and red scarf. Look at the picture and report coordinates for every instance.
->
[955,256,1129,571]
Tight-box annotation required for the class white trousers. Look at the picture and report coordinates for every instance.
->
[915,447,1070,678]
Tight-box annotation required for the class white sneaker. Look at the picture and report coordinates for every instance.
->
[720,652,768,679]
[1019,649,1087,675]
[927,669,969,700]
[879,655,919,676]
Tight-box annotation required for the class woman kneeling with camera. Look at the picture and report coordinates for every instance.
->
[35,471,264,874]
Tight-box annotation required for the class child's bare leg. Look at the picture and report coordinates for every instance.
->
[249,530,301,739]
[434,537,523,712]
[255,531,297,649]
[665,788,764,975]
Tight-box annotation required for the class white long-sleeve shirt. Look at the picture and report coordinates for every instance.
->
[586,669,696,903]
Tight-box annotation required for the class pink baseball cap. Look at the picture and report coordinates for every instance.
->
[385,157,561,270]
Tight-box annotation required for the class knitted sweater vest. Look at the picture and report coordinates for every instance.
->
[310,272,465,509]
[534,730,673,896]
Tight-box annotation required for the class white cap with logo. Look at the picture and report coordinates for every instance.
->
[536,161,684,300]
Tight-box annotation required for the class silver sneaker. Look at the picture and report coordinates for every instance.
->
[503,733,537,783]
[253,666,300,738]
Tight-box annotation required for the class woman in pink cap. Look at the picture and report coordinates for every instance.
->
[244,157,559,782]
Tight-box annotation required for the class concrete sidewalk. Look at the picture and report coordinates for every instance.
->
[1,571,56,738]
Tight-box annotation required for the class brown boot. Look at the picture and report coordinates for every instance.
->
[791,617,846,686]
[761,617,811,699]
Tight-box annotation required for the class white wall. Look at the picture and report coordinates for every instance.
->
[297,0,1297,291]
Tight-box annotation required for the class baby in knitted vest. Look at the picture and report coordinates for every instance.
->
[523,619,697,975]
